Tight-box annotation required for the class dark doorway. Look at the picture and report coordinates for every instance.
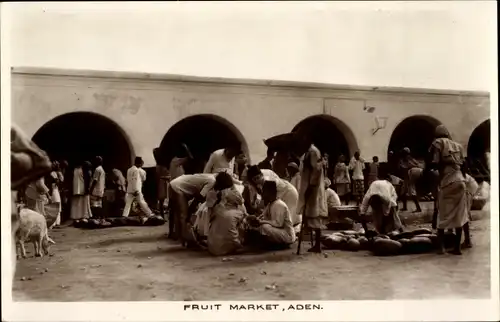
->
[158,114,249,174]
[388,115,442,160]
[32,112,134,174]
[292,115,355,179]
[467,119,490,182]
[467,119,490,159]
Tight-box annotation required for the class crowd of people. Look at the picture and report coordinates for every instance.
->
[11,122,486,259]
[16,154,156,228]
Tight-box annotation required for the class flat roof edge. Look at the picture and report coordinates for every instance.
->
[11,66,490,97]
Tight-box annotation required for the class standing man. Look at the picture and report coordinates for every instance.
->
[349,151,366,205]
[170,143,193,179]
[428,125,468,255]
[234,153,248,180]
[153,148,170,218]
[204,143,241,179]
[58,160,70,222]
[89,156,106,221]
[122,157,153,223]
[322,153,330,180]
[398,147,422,212]
[296,133,328,253]
[367,156,380,187]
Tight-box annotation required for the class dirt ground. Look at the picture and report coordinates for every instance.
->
[13,210,490,301]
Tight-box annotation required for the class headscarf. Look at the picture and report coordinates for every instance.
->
[435,125,451,139]
[220,187,244,208]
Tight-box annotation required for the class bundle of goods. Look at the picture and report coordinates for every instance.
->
[74,215,165,229]
[321,228,457,256]
[472,181,490,210]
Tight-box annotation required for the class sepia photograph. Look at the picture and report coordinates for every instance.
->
[1,1,498,321]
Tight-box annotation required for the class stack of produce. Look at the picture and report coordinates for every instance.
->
[321,228,457,256]
[320,230,369,252]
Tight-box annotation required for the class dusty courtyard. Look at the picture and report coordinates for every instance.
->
[13,211,491,301]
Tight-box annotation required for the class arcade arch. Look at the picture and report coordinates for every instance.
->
[292,115,359,177]
[32,112,134,173]
[158,114,249,174]
[388,115,443,160]
[467,119,490,159]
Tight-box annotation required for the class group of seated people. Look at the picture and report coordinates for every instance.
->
[164,155,413,256]
[166,167,299,256]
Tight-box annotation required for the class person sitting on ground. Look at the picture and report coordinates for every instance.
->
[359,169,404,236]
[325,178,341,209]
[246,181,296,250]
[245,165,300,232]
[325,177,350,226]
[206,174,247,256]
[192,172,244,242]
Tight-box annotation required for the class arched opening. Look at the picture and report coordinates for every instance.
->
[158,114,249,174]
[467,119,490,181]
[388,115,443,161]
[32,112,134,174]
[292,115,358,178]
[467,119,490,159]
